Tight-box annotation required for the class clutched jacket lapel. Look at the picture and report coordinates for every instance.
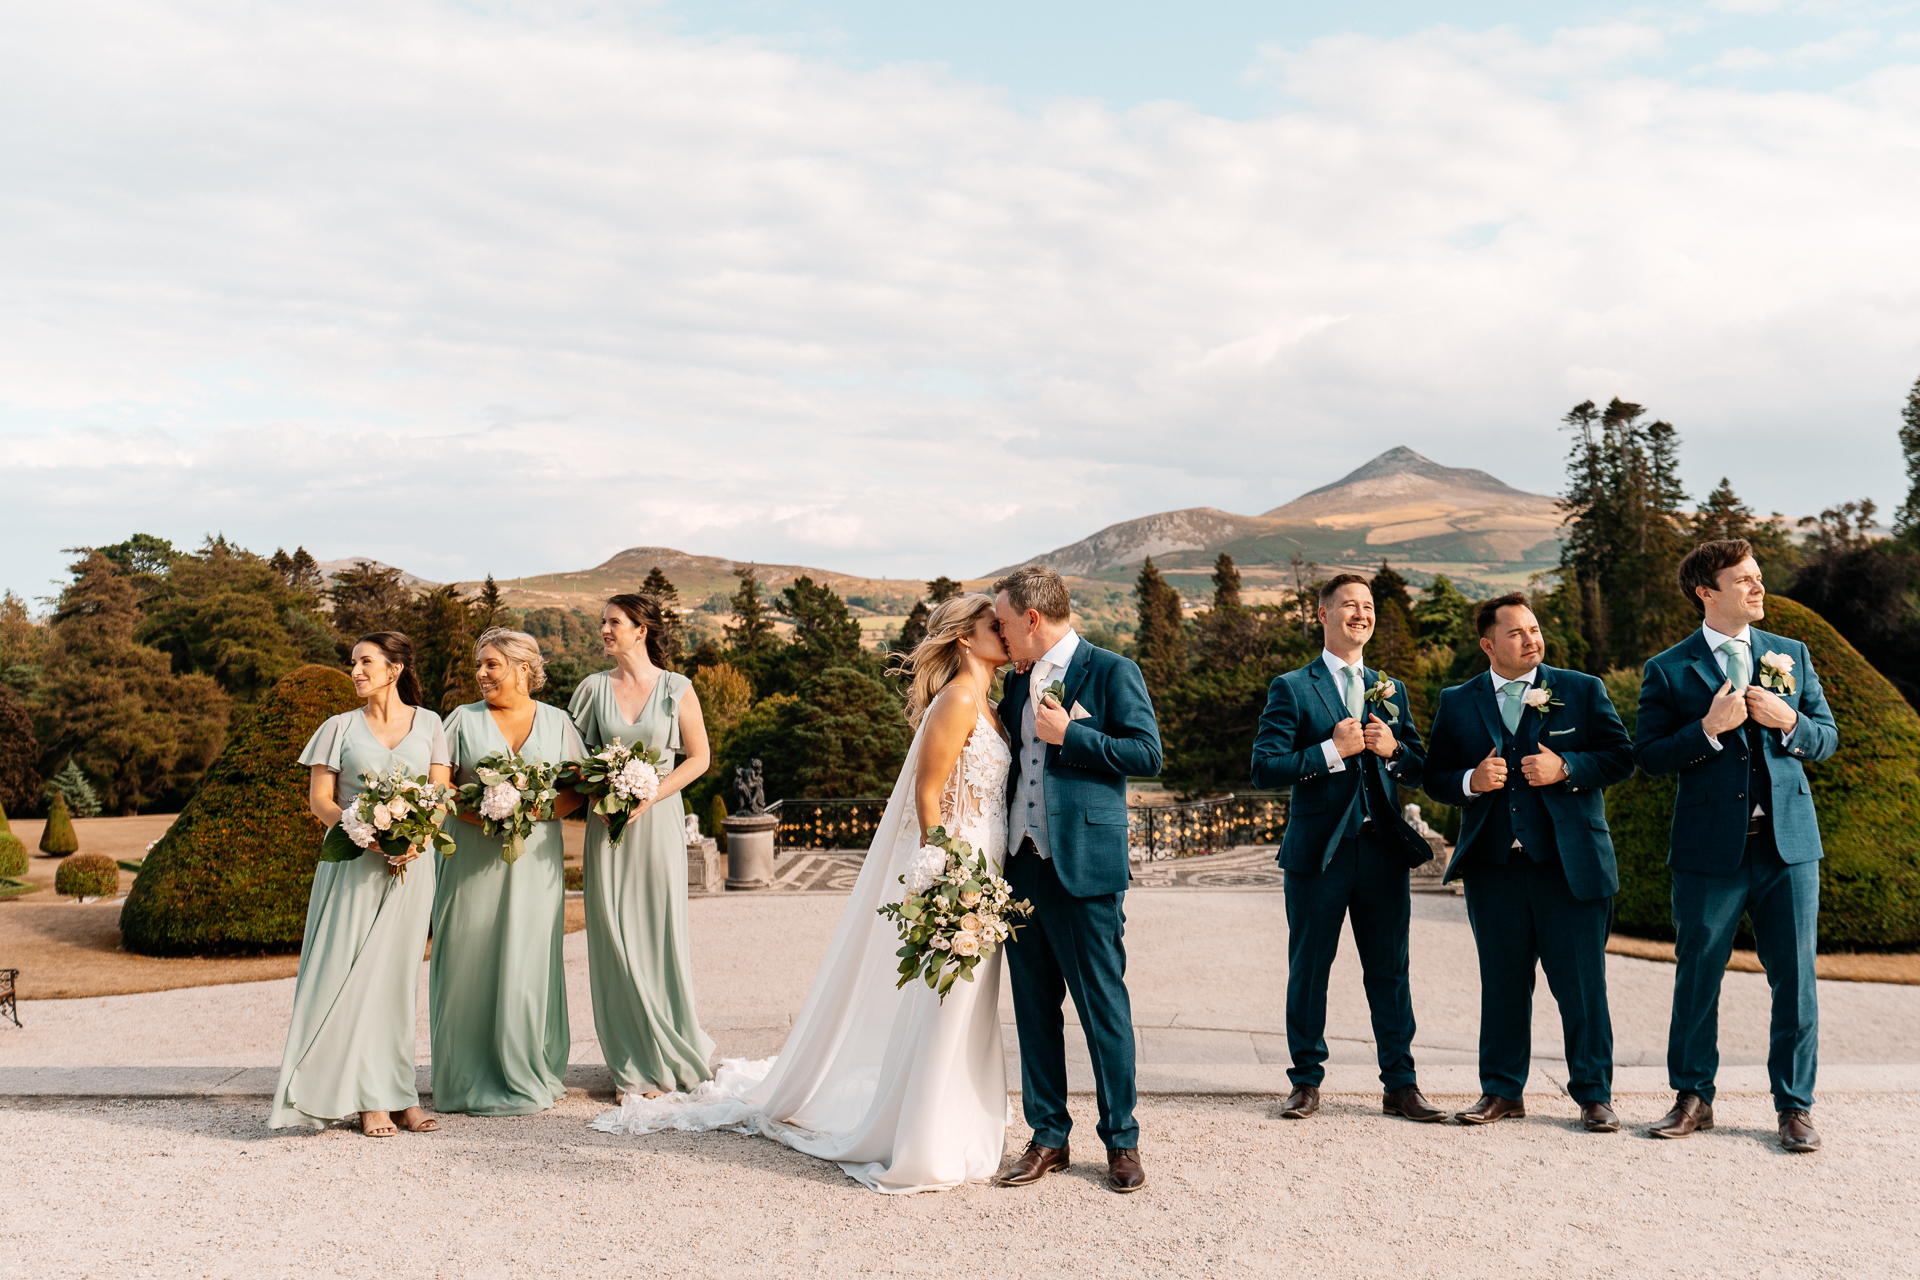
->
[1474,670,1506,747]
[1515,664,1554,753]
[1687,629,1725,698]
[1059,640,1094,719]
[1309,660,1348,730]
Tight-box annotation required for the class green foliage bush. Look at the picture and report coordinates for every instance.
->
[0,833,27,878]
[1609,597,1920,951]
[119,664,360,956]
[709,793,728,844]
[43,758,102,819]
[39,793,78,855]
[55,852,120,898]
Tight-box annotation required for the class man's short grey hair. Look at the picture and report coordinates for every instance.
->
[992,564,1072,623]
[475,627,547,692]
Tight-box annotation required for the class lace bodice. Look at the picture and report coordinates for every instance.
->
[939,712,1010,853]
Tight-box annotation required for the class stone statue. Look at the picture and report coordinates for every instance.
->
[684,812,702,842]
[735,758,767,816]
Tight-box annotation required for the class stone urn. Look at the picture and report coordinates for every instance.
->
[721,813,779,890]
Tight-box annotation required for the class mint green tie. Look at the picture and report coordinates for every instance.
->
[1343,666,1364,719]
[1719,641,1749,692]
[1500,681,1526,734]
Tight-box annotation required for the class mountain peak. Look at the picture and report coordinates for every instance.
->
[1289,446,1529,504]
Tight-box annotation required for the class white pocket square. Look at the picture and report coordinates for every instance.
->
[1069,701,1093,721]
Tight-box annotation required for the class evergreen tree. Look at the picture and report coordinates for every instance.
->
[1693,477,1793,564]
[94,533,178,583]
[785,668,914,798]
[34,551,229,813]
[1896,374,1920,542]
[926,576,964,605]
[408,584,482,712]
[1411,574,1473,649]
[1192,554,1258,669]
[0,686,39,812]
[894,599,931,652]
[42,758,102,819]
[137,537,311,702]
[1557,397,1694,673]
[327,560,414,641]
[473,574,506,635]
[1133,557,1187,700]
[640,566,686,668]
[723,567,779,655]
[0,590,48,693]
[267,547,325,601]
[779,576,871,686]
[1369,561,1414,612]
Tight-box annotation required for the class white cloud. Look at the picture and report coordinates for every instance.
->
[3,2,1920,594]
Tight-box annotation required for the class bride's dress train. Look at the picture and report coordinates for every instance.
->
[589,711,1012,1194]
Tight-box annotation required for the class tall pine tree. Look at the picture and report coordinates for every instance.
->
[639,566,686,668]
[1896,373,1920,543]
[1133,557,1187,700]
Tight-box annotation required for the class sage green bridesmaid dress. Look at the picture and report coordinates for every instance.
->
[428,700,585,1116]
[571,670,716,1095]
[268,706,449,1129]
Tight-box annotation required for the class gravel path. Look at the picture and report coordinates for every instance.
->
[4,1092,1916,1279]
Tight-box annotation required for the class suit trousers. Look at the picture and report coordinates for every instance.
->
[1005,847,1139,1149]
[1283,830,1417,1091]
[1462,852,1613,1104]
[1668,827,1820,1111]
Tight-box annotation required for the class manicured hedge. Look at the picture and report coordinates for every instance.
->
[55,853,120,898]
[0,833,26,879]
[39,793,77,855]
[1610,597,1920,951]
[119,665,358,956]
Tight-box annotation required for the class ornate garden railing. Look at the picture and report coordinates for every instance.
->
[765,791,1288,861]
[1128,792,1289,862]
[766,798,892,852]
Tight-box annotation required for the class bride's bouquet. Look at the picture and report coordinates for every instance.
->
[455,750,563,864]
[560,742,666,843]
[877,825,1032,1002]
[319,766,455,882]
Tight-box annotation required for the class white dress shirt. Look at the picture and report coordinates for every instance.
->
[1317,650,1368,773]
[1699,621,1794,751]
[1463,665,1539,802]
[1028,630,1081,708]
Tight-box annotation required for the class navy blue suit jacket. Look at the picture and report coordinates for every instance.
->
[1250,658,1429,872]
[1425,666,1634,902]
[1634,627,1838,875]
[999,640,1162,898]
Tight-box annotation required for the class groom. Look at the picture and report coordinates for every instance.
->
[991,564,1163,1195]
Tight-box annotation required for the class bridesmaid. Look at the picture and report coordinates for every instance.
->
[430,627,586,1116]
[271,632,450,1137]
[571,593,717,1101]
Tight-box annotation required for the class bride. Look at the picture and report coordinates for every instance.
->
[590,593,1015,1193]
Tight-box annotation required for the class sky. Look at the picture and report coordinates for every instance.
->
[4,0,1920,598]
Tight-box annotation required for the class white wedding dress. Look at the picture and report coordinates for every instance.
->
[589,707,1013,1194]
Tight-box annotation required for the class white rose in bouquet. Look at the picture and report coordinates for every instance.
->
[372,802,393,830]
[387,795,410,820]
[958,889,981,908]
[958,912,983,933]
[950,931,981,957]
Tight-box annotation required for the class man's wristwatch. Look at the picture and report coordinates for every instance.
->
[1388,743,1406,765]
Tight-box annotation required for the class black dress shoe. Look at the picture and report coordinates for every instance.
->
[1455,1094,1526,1124]
[1648,1093,1713,1139]
[1280,1085,1320,1119]
[994,1141,1069,1186]
[1778,1109,1821,1153]
[1106,1147,1146,1193]
[1382,1084,1448,1122]
[1580,1101,1620,1133]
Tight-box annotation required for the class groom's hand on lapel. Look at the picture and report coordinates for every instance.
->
[1362,714,1398,759]
[1331,717,1365,759]
[1035,695,1070,745]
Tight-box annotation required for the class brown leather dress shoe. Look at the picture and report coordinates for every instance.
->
[1778,1109,1821,1153]
[995,1141,1069,1186]
[1382,1084,1447,1122]
[1280,1085,1320,1119]
[1106,1147,1146,1193]
[1455,1094,1526,1124]
[1648,1092,1713,1139]
[1580,1102,1620,1133]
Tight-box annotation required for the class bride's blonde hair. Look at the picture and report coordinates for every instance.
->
[903,593,997,729]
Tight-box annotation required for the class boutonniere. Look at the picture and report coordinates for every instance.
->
[1523,685,1563,718]
[1363,676,1400,724]
[1042,680,1067,706]
[1758,652,1796,694]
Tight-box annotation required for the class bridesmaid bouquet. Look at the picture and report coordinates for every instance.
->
[877,825,1032,1002]
[320,767,455,883]
[455,750,563,865]
[561,742,666,843]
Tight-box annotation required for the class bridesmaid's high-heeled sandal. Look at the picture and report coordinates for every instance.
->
[397,1108,439,1132]
[360,1113,398,1138]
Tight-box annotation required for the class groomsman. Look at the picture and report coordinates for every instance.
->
[1251,574,1444,1123]
[1424,593,1633,1131]
[1635,538,1837,1153]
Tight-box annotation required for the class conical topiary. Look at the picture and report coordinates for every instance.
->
[119,664,359,956]
[39,792,78,856]
[1609,596,1920,951]
[0,798,12,834]
[709,793,728,843]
